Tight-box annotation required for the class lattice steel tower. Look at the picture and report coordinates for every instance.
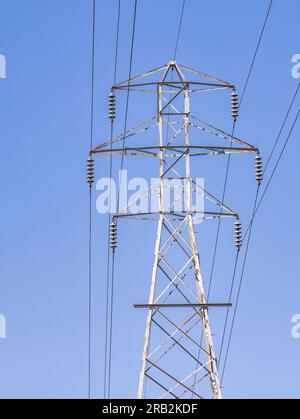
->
[88,62,260,399]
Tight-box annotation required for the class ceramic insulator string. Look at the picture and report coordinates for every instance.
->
[108,92,116,121]
[234,220,242,251]
[231,90,239,121]
[255,154,263,185]
[87,155,94,186]
[109,222,117,252]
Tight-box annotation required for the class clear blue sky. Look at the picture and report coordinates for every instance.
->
[0,0,299,399]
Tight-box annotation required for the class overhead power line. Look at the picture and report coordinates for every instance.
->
[206,0,274,389]
[244,108,300,241]
[88,0,96,400]
[193,0,273,397]
[254,110,300,219]
[240,0,273,106]
[221,187,260,385]
[107,0,139,399]
[116,0,138,212]
[221,110,300,384]
[264,81,300,174]
[173,0,186,61]
[219,2,300,388]
[242,80,300,241]
[208,0,273,298]
[207,122,236,302]
[104,0,121,400]
[217,252,240,368]
[207,0,273,332]
[113,0,121,86]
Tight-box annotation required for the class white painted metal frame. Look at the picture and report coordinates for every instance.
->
[91,62,259,399]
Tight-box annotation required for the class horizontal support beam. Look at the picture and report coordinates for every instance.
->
[161,112,188,116]
[133,303,232,309]
[92,145,258,154]
[113,81,234,89]
[115,211,237,219]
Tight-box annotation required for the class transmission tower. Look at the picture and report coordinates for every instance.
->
[88,61,261,399]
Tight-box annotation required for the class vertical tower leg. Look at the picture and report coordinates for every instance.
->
[137,215,222,399]
[187,215,222,399]
[138,216,163,399]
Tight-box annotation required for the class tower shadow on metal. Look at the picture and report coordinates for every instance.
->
[89,62,261,399]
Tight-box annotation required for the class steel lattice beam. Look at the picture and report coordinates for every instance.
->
[91,61,260,399]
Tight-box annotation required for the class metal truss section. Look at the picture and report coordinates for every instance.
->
[137,214,223,399]
[91,62,260,399]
